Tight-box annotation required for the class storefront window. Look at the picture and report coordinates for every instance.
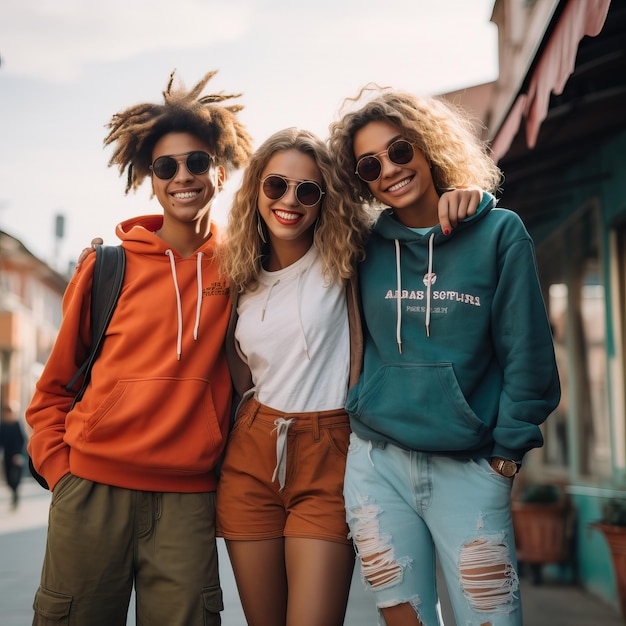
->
[546,282,569,468]
[542,204,611,480]
[577,264,610,476]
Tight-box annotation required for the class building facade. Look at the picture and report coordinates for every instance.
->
[0,230,67,431]
[472,0,624,610]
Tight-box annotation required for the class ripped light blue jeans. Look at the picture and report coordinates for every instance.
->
[343,433,522,626]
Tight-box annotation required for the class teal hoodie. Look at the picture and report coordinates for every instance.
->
[346,192,560,463]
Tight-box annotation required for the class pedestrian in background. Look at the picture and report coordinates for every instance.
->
[0,401,25,509]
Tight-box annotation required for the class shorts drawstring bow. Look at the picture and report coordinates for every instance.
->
[272,417,295,490]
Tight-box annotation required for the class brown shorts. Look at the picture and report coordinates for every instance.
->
[216,398,351,544]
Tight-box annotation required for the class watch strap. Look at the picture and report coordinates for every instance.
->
[490,457,519,477]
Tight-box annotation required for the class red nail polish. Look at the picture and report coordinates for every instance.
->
[443,227,451,236]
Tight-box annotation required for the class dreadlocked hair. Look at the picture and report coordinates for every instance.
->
[105,69,253,194]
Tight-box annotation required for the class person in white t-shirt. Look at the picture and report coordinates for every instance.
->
[215,127,481,626]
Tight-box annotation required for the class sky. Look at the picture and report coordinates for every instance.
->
[0,0,498,274]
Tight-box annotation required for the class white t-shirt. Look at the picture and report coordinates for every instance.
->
[235,245,350,412]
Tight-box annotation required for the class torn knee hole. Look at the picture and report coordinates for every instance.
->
[361,550,403,588]
[349,503,406,589]
[459,537,519,611]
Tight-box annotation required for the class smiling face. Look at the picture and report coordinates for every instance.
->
[151,131,224,229]
[257,148,323,265]
[353,119,440,228]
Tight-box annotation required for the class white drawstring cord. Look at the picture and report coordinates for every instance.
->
[165,250,183,360]
[272,417,295,490]
[193,252,204,340]
[425,233,434,338]
[394,239,402,354]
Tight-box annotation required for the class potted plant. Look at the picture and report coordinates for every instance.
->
[590,497,626,619]
[511,483,573,584]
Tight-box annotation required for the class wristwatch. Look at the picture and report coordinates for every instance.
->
[490,457,519,478]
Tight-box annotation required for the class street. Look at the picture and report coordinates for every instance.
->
[0,479,377,626]
[1,479,622,625]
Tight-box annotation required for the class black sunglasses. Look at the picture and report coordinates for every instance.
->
[355,139,415,183]
[150,151,212,180]
[261,175,325,207]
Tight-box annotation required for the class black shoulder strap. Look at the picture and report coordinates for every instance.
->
[30,244,126,490]
[64,245,126,402]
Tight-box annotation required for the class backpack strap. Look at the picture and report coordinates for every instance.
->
[30,245,126,490]
[64,244,126,402]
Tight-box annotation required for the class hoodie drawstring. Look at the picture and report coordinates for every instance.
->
[165,249,204,360]
[394,239,403,354]
[165,250,183,360]
[394,233,435,351]
[425,233,434,338]
[194,252,204,339]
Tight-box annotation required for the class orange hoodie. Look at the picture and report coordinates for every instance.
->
[26,215,232,492]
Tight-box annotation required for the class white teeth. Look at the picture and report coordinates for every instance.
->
[388,178,410,192]
[274,210,300,221]
[173,191,199,199]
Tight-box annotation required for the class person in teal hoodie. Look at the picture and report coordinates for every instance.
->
[328,88,561,626]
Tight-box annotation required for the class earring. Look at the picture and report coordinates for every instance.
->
[257,212,267,244]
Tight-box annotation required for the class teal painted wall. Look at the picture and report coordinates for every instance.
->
[552,131,626,609]
[519,130,626,609]
[572,491,623,612]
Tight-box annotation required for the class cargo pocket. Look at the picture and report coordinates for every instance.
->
[202,584,224,626]
[33,587,72,625]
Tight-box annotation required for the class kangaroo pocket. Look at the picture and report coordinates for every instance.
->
[346,364,487,451]
[66,377,224,473]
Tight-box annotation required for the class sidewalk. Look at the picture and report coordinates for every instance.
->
[515,578,624,626]
[1,478,623,625]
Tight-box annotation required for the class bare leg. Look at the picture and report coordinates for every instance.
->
[358,550,425,626]
[381,603,425,626]
[225,539,287,626]
[284,538,354,626]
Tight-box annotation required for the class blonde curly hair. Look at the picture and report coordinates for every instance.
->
[220,128,373,293]
[105,69,253,193]
[328,86,502,206]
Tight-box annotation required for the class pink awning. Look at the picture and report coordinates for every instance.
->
[491,0,611,162]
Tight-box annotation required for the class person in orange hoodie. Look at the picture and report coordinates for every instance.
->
[25,70,252,626]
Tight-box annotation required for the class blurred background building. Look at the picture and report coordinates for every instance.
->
[0,230,67,434]
[444,0,624,613]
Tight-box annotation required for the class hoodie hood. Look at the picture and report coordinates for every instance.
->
[116,214,222,257]
[116,215,222,360]
[373,191,496,243]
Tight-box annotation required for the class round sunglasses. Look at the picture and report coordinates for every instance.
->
[261,175,325,207]
[355,139,415,183]
[150,150,212,180]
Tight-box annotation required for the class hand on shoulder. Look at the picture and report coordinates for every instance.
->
[438,187,482,235]
[75,238,103,270]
